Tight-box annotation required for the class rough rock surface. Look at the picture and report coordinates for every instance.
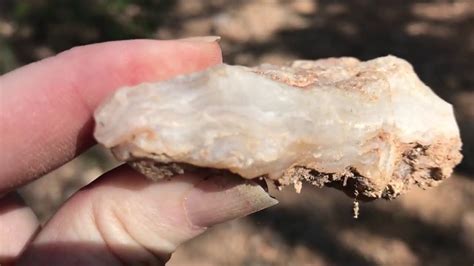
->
[94,56,462,200]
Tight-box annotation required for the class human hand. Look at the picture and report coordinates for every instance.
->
[0,38,278,265]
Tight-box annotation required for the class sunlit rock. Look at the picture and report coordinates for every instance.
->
[94,56,462,199]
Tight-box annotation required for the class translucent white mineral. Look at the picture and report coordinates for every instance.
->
[94,56,462,199]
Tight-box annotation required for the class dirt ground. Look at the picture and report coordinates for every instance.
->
[1,0,474,265]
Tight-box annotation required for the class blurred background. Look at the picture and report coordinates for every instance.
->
[1,0,473,265]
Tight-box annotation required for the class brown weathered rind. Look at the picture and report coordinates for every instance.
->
[275,138,462,200]
[253,57,362,88]
[122,134,462,200]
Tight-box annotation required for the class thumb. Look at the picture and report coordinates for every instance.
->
[18,166,277,265]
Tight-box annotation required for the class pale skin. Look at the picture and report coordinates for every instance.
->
[0,38,278,265]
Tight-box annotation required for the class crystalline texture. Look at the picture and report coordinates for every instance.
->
[94,56,462,199]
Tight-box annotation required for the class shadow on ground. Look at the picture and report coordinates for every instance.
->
[250,181,473,265]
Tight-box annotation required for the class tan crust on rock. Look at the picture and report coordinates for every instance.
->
[276,138,462,200]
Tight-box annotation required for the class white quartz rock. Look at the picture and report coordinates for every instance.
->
[94,56,462,199]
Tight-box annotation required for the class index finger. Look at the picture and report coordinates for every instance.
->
[0,38,222,193]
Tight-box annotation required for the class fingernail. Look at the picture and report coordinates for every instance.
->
[178,36,221,43]
[184,175,278,228]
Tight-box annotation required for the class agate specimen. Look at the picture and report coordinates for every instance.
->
[94,56,462,200]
